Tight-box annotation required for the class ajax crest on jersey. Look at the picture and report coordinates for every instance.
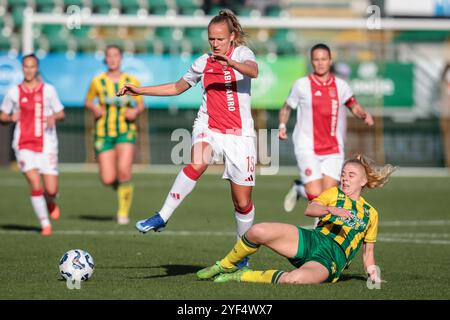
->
[59,249,95,282]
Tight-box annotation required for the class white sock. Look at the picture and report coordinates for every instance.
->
[235,205,255,240]
[31,193,50,227]
[295,183,308,199]
[159,168,199,222]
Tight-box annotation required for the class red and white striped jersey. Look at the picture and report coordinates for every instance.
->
[0,82,64,153]
[286,74,355,156]
[183,45,256,137]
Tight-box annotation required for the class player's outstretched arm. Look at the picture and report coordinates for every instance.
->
[117,78,191,97]
[349,102,374,126]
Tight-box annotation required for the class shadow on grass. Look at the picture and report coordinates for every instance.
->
[338,274,368,282]
[0,224,41,232]
[77,215,114,222]
[123,264,202,279]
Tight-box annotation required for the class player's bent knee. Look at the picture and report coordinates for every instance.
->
[234,200,253,214]
[101,177,117,186]
[31,188,44,196]
[45,187,58,197]
[306,194,319,201]
[183,164,205,181]
[118,171,131,183]
[30,181,43,192]
[189,163,207,175]
[26,175,42,191]
[246,223,270,244]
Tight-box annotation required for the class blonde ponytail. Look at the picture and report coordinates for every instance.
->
[209,9,247,46]
[344,154,396,189]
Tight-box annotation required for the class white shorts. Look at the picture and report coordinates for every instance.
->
[294,150,343,184]
[15,149,59,176]
[192,126,256,186]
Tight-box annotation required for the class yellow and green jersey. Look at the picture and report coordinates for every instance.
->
[313,186,378,261]
[86,72,143,138]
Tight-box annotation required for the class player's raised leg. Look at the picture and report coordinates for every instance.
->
[116,143,135,225]
[231,183,254,240]
[303,179,323,200]
[25,169,51,236]
[198,223,298,281]
[322,175,339,190]
[230,182,254,268]
[317,157,342,226]
[43,174,60,221]
[284,178,322,212]
[284,153,322,212]
[136,142,212,233]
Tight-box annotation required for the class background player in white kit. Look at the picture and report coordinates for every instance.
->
[279,43,374,214]
[0,54,65,236]
[117,9,258,267]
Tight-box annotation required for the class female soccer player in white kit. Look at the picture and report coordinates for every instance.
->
[279,44,374,213]
[0,54,65,236]
[117,9,258,267]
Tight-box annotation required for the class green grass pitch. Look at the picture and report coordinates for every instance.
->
[0,169,449,299]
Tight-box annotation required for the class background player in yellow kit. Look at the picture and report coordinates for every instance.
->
[85,45,145,224]
[197,154,395,284]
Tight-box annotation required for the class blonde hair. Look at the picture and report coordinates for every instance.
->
[344,154,396,189]
[208,9,246,46]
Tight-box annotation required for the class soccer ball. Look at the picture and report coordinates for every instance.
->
[59,249,95,281]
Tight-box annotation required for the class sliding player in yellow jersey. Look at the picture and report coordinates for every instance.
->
[197,154,395,284]
[85,45,144,225]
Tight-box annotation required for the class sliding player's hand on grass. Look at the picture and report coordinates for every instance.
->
[368,270,387,284]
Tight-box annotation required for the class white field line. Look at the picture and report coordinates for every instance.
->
[379,220,450,226]
[377,237,450,245]
[299,221,450,228]
[1,165,450,177]
[379,233,450,238]
[1,229,450,245]
[3,176,450,196]
[0,229,235,236]
[0,178,293,189]
[9,175,450,195]
[0,220,448,232]
[55,165,450,177]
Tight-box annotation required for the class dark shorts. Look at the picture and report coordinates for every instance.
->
[288,227,348,283]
